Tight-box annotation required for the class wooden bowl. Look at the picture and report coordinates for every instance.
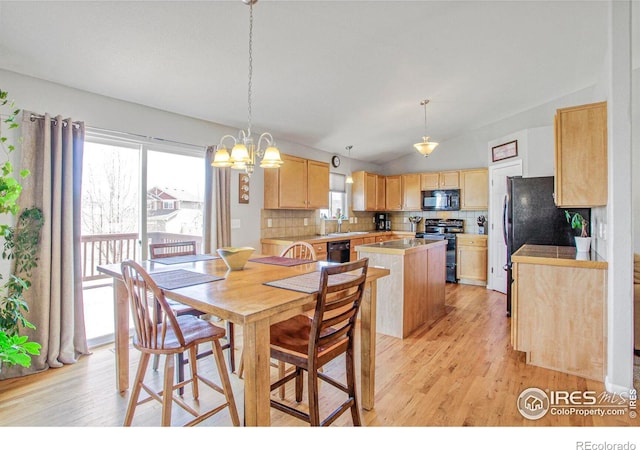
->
[217,247,255,271]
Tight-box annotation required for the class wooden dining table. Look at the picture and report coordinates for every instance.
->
[96,255,389,426]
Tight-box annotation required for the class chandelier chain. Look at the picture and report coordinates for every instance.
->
[247,1,253,137]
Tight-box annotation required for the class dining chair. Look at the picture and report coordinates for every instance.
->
[279,241,317,260]
[149,240,197,259]
[237,241,318,398]
[120,260,240,426]
[269,258,369,426]
[149,241,235,385]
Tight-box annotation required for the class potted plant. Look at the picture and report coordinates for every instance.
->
[565,210,590,253]
[0,89,42,372]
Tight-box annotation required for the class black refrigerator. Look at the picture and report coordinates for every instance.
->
[503,176,590,316]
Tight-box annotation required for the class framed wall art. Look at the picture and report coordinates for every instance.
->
[492,140,518,162]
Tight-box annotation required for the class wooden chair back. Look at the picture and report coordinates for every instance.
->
[280,241,317,260]
[309,258,368,364]
[121,260,186,352]
[149,240,197,259]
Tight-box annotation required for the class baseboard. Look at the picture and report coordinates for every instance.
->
[604,374,634,394]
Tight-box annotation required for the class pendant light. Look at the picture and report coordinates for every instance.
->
[211,0,283,175]
[413,99,439,157]
[345,145,354,184]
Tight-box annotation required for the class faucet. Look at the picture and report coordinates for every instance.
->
[337,216,342,233]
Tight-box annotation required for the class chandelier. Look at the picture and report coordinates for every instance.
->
[211,0,283,175]
[413,99,439,157]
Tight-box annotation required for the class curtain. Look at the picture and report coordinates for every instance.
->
[204,145,231,250]
[0,112,90,379]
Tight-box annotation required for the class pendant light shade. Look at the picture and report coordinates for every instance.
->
[345,145,354,184]
[414,99,439,157]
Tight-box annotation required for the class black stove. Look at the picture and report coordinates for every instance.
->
[416,219,464,283]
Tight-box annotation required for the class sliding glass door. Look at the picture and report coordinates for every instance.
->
[81,134,206,347]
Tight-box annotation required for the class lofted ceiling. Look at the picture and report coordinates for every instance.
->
[0,1,628,165]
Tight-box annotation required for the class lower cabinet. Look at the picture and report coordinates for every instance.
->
[456,234,487,285]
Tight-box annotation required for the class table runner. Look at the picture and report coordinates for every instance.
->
[150,269,223,290]
[150,254,220,265]
[264,271,358,294]
[249,256,314,267]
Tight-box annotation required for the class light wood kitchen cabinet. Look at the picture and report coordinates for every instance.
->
[511,244,607,381]
[401,173,421,211]
[349,238,363,261]
[420,170,460,190]
[376,175,386,211]
[460,168,488,210]
[456,234,487,285]
[308,241,327,261]
[554,101,607,207]
[385,175,402,210]
[264,154,329,209]
[351,171,377,211]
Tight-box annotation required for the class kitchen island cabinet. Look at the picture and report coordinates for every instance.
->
[356,238,447,338]
[511,244,607,381]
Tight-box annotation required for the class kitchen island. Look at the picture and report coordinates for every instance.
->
[511,244,607,381]
[356,238,447,338]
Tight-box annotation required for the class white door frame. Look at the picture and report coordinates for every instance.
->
[487,159,523,293]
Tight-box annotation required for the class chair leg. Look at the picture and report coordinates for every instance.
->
[177,351,186,396]
[307,366,321,426]
[227,322,235,373]
[161,353,175,427]
[124,352,150,426]
[153,354,160,372]
[189,346,199,400]
[295,366,304,403]
[278,361,286,399]
[346,346,361,426]
[237,349,244,379]
[211,339,241,426]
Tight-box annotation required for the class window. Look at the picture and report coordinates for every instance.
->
[320,173,348,219]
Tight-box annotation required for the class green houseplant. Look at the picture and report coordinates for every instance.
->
[565,210,591,253]
[0,89,42,371]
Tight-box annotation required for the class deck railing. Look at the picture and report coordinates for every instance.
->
[81,232,203,283]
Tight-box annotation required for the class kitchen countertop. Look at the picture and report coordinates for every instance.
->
[355,238,447,256]
[261,230,415,245]
[511,244,607,269]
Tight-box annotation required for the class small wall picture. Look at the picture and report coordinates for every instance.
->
[492,140,518,162]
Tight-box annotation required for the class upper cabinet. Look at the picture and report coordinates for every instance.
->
[376,174,386,211]
[460,168,488,210]
[385,175,402,211]
[420,170,460,190]
[264,153,329,209]
[402,173,421,211]
[352,171,378,211]
[554,101,607,207]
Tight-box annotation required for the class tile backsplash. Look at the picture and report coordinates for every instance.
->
[389,210,489,235]
[261,209,489,238]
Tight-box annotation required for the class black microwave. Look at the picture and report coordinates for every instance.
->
[421,189,461,211]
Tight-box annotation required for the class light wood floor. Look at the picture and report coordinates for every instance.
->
[0,284,636,427]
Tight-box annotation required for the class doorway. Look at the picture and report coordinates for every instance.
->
[488,160,522,294]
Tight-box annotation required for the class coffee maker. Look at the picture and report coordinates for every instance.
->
[375,212,391,231]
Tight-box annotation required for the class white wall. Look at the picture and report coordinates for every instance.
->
[385,87,595,176]
[0,69,381,251]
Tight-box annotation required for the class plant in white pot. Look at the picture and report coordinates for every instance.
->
[565,210,590,253]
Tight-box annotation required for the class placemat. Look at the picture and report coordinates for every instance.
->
[264,271,358,294]
[150,269,223,290]
[249,256,314,267]
[150,254,220,265]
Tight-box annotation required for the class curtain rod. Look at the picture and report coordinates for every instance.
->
[29,112,83,129]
